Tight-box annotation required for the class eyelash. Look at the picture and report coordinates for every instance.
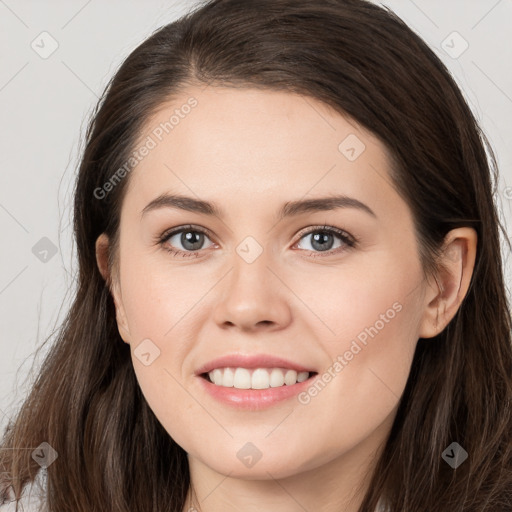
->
[156,224,358,259]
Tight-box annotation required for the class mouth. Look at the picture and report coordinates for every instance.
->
[194,354,319,409]
[199,367,319,390]
[196,366,320,410]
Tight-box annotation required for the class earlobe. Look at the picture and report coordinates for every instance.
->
[111,282,132,345]
[95,233,131,345]
[418,227,477,339]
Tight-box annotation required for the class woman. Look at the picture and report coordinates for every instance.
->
[1,0,511,510]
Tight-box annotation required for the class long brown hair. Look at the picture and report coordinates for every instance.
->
[2,0,511,510]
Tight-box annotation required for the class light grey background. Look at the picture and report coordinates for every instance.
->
[1,0,511,432]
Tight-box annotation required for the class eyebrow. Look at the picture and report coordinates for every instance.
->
[141,193,377,220]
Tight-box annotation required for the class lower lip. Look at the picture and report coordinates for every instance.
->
[196,373,318,411]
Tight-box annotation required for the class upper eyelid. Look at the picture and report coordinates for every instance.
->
[296,225,354,241]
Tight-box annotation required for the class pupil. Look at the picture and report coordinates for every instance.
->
[312,232,334,251]
[182,231,203,251]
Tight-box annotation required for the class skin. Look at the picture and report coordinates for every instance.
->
[95,85,477,512]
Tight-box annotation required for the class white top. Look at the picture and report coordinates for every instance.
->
[0,470,45,511]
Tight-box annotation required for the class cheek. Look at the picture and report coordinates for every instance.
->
[288,303,420,467]
[292,256,423,428]
[118,261,220,429]
[291,249,422,354]
[325,296,419,404]
[119,258,206,342]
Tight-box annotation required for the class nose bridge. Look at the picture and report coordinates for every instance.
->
[235,234,266,267]
[212,232,291,329]
[229,233,273,291]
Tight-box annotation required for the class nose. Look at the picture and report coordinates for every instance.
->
[212,247,292,332]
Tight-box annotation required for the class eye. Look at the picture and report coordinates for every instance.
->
[157,224,357,258]
[293,225,356,257]
[158,225,215,258]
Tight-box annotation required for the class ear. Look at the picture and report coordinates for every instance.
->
[418,227,477,338]
[95,233,131,344]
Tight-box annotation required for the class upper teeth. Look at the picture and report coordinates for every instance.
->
[207,367,310,389]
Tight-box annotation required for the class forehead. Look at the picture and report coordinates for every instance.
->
[122,85,399,222]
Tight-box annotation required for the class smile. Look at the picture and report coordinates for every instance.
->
[197,368,319,411]
[203,367,313,389]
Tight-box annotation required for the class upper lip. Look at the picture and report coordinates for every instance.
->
[195,354,317,376]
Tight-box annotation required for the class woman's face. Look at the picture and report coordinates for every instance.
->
[104,85,433,481]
